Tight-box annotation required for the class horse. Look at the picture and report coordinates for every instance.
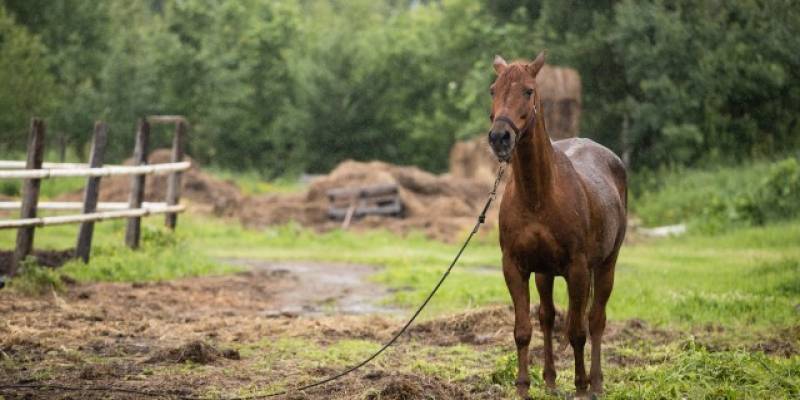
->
[487,51,627,399]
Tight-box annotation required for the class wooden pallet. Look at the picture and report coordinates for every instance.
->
[327,184,403,228]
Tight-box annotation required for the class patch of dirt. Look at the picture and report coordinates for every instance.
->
[0,249,75,273]
[145,340,239,364]
[79,362,142,380]
[365,373,469,400]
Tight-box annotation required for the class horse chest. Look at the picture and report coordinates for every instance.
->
[502,221,572,275]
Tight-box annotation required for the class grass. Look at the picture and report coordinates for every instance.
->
[489,340,800,399]
[204,168,306,196]
[179,215,800,329]
[631,160,772,226]
[1,221,241,288]
[2,177,798,398]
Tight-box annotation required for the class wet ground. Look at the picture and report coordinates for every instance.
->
[220,259,399,316]
[0,260,795,399]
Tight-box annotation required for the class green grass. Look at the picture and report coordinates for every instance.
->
[205,168,306,196]
[490,341,800,399]
[182,215,800,329]
[1,220,241,290]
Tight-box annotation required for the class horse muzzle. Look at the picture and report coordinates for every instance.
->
[488,129,516,162]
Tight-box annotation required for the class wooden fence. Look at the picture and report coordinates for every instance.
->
[0,116,190,276]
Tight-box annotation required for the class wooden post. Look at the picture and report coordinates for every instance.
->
[125,119,150,249]
[75,122,108,262]
[164,120,185,229]
[11,119,46,276]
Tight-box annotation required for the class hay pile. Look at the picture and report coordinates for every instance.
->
[536,64,582,140]
[60,149,242,216]
[239,160,492,241]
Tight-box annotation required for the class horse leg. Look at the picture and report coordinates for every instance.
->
[589,251,618,395]
[503,257,532,399]
[534,273,557,391]
[566,257,590,398]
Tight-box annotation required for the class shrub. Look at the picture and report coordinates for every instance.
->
[737,157,800,225]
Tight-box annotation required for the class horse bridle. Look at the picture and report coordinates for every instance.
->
[489,100,539,143]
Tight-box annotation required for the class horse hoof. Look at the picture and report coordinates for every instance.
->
[515,382,531,399]
[572,390,591,400]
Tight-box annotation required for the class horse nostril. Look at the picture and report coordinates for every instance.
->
[502,131,511,143]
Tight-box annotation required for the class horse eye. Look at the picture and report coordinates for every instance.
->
[489,113,494,122]
[524,88,534,98]
[490,89,495,97]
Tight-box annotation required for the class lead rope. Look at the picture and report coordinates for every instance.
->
[0,163,508,400]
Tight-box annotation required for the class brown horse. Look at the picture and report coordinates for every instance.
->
[487,51,627,399]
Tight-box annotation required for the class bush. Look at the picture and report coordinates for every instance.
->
[738,158,800,225]
[695,157,800,232]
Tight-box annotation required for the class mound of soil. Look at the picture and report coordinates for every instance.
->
[59,149,242,216]
[145,340,239,364]
[240,160,494,241]
[366,374,469,400]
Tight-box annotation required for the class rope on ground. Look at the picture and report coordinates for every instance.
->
[0,164,507,400]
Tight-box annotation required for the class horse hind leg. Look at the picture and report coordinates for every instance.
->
[503,257,532,399]
[565,256,590,398]
[534,273,557,391]
[589,251,618,395]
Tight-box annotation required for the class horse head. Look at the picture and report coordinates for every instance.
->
[488,51,546,162]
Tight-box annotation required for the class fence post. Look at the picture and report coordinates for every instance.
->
[164,120,185,229]
[11,118,46,276]
[125,119,149,249]
[75,122,108,262]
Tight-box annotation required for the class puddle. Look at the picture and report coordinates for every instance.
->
[220,259,400,316]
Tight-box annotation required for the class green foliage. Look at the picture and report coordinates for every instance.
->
[1,0,798,174]
[60,225,240,283]
[0,5,57,152]
[738,157,800,225]
[0,180,19,196]
[633,157,800,232]
[9,257,64,295]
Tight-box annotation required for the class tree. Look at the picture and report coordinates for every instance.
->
[0,5,56,152]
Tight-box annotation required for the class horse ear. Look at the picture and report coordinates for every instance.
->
[493,55,508,75]
[526,50,547,77]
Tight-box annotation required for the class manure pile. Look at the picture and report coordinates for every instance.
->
[239,160,494,241]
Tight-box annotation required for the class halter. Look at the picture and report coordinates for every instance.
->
[489,100,539,143]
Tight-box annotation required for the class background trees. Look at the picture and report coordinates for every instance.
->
[0,0,797,175]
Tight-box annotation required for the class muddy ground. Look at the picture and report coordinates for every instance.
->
[0,261,795,399]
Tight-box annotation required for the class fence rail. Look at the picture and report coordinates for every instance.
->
[0,205,185,229]
[0,161,190,179]
[0,201,176,211]
[0,116,189,274]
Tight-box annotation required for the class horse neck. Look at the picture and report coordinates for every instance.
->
[511,111,555,208]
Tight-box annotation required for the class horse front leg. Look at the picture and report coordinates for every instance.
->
[503,256,532,399]
[566,256,590,398]
[534,273,557,391]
